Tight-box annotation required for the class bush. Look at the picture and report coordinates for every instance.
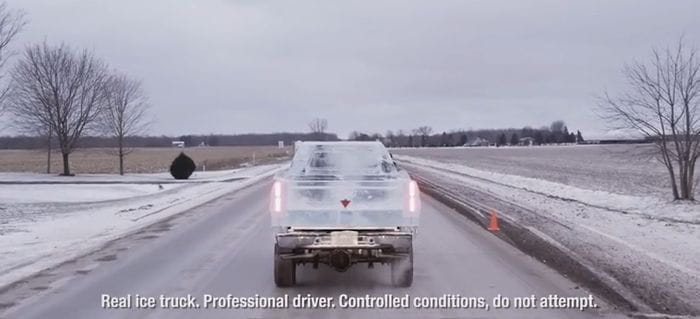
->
[170,152,196,180]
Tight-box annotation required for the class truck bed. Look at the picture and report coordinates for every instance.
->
[271,177,419,229]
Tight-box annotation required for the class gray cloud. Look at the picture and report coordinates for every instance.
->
[4,0,700,138]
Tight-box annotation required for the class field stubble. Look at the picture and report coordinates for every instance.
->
[0,146,291,174]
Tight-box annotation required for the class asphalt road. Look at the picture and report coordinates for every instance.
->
[1,180,625,319]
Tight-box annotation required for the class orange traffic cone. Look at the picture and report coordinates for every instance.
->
[487,210,500,232]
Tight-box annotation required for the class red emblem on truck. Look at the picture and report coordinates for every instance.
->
[340,199,351,208]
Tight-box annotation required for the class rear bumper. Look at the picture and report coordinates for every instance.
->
[276,230,413,251]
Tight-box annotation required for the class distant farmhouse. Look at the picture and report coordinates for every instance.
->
[519,137,535,146]
[467,137,490,147]
[172,141,185,148]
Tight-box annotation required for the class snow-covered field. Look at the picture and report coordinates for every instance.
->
[0,164,287,288]
[394,144,672,198]
[394,145,700,314]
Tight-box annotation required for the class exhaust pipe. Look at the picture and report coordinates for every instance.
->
[329,250,352,272]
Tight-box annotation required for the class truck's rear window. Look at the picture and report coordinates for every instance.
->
[292,144,396,176]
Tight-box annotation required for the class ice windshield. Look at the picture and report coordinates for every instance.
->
[290,143,396,177]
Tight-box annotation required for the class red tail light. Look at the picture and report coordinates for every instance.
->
[272,181,283,213]
[408,180,418,213]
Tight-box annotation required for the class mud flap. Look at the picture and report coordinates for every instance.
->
[391,242,413,287]
[274,244,296,287]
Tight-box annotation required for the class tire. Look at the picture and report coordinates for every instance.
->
[274,244,296,287]
[391,243,413,287]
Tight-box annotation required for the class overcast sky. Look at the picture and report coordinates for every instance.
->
[3,0,700,138]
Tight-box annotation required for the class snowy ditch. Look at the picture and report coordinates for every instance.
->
[0,164,287,289]
[396,155,700,317]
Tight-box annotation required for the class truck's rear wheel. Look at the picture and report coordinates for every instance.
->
[391,244,413,287]
[274,244,296,287]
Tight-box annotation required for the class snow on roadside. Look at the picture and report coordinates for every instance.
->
[0,164,287,288]
[396,155,699,224]
[396,155,700,311]
[0,184,184,204]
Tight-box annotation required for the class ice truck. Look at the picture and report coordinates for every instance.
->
[270,141,421,287]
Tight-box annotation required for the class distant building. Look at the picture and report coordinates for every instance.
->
[519,137,535,146]
[468,137,490,147]
[172,141,185,148]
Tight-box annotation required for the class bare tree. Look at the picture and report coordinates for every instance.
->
[385,130,395,147]
[0,2,26,126]
[308,117,328,140]
[37,124,53,173]
[414,126,433,147]
[101,72,150,175]
[550,120,566,143]
[550,120,566,133]
[8,42,109,176]
[600,38,700,200]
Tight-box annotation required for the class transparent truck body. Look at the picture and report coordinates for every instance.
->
[270,141,420,287]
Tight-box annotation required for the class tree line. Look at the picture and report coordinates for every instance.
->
[0,132,340,150]
[348,120,585,147]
